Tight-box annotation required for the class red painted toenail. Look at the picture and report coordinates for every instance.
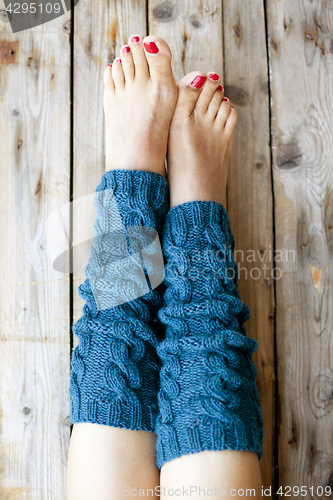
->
[122,45,131,53]
[115,58,122,63]
[108,63,112,67]
[231,106,234,108]
[131,36,140,43]
[217,85,223,92]
[209,73,219,81]
[190,75,206,89]
[222,97,229,102]
[144,41,159,54]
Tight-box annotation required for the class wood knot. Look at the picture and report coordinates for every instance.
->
[308,451,333,494]
[308,264,322,292]
[189,15,202,29]
[276,143,302,169]
[0,41,19,64]
[224,85,248,106]
[152,1,176,22]
[63,20,71,33]
[288,435,297,446]
[0,9,10,22]
[255,162,264,170]
[35,181,42,195]
[23,407,31,415]
[233,25,241,38]
[271,38,278,53]
[311,375,333,417]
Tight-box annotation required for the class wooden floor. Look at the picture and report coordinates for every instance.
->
[0,0,332,498]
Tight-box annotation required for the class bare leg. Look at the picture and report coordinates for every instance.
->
[67,33,177,500]
[161,451,262,499]
[67,424,159,499]
[159,71,263,499]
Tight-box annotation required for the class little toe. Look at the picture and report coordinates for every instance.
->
[128,34,149,79]
[216,96,232,128]
[207,85,224,120]
[175,71,208,117]
[142,35,176,91]
[112,58,125,89]
[195,72,222,114]
[225,105,238,134]
[119,44,135,82]
[103,64,115,89]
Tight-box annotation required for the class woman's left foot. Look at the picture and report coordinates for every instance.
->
[167,71,237,207]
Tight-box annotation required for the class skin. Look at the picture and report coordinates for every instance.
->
[66,34,263,500]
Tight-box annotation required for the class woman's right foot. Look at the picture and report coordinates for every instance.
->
[103,35,177,177]
[167,71,237,208]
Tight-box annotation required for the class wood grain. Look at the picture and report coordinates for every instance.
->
[72,0,147,340]
[0,5,71,500]
[223,0,275,489]
[149,0,223,83]
[266,0,333,494]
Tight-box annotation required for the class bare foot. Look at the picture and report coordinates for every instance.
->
[103,35,177,177]
[167,71,237,207]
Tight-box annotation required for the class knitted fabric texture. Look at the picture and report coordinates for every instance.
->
[69,169,169,431]
[156,201,264,468]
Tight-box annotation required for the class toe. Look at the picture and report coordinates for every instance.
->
[128,34,149,79]
[195,72,222,114]
[216,96,232,128]
[207,84,224,120]
[112,57,125,89]
[142,35,176,90]
[225,105,238,133]
[103,63,115,89]
[119,44,135,82]
[175,71,207,117]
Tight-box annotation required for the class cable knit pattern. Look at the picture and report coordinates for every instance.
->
[156,201,264,468]
[69,169,169,431]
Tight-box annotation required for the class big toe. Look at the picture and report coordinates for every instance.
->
[175,71,208,117]
[142,35,176,91]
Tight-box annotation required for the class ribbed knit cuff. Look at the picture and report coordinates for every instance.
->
[156,201,264,468]
[69,169,169,432]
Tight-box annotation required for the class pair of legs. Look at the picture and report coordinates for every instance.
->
[67,35,263,499]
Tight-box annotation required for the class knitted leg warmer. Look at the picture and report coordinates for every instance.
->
[156,201,264,468]
[69,169,169,431]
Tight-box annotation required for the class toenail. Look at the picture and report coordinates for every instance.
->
[217,85,223,92]
[209,73,219,81]
[108,63,112,67]
[190,75,206,89]
[231,106,234,108]
[122,45,131,53]
[131,36,140,43]
[115,58,122,63]
[143,41,159,54]
[222,97,229,102]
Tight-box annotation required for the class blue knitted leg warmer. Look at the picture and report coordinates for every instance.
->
[69,169,169,431]
[156,201,264,468]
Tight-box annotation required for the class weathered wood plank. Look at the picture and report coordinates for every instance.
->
[73,0,147,338]
[0,5,71,499]
[266,0,333,493]
[149,0,223,84]
[223,0,275,489]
